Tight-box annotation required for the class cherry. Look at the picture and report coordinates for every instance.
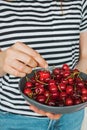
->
[72,91,80,100]
[74,98,81,105]
[68,77,74,85]
[55,74,62,80]
[35,82,44,88]
[48,84,58,93]
[30,77,36,84]
[35,86,45,95]
[38,70,51,81]
[44,90,50,98]
[75,77,82,83]
[66,85,73,95]
[81,88,87,95]
[61,79,68,85]
[47,99,56,106]
[59,69,64,76]
[53,67,60,75]
[48,79,56,86]
[36,95,46,104]
[81,94,87,102]
[58,83,66,91]
[62,64,70,71]
[75,87,82,95]
[59,92,67,100]
[51,91,59,99]
[77,81,85,88]
[25,81,33,88]
[65,97,73,106]
[63,70,70,77]
[23,87,33,97]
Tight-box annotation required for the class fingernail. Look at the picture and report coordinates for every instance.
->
[45,63,48,69]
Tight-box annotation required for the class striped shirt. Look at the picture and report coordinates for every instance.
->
[0,0,87,116]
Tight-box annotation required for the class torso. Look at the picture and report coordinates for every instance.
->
[0,0,83,116]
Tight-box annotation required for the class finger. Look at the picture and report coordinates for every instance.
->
[3,65,26,77]
[13,42,48,68]
[8,48,38,68]
[46,112,62,120]
[30,105,46,115]
[30,105,62,119]
[9,59,32,74]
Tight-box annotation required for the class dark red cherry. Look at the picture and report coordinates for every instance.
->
[23,88,32,97]
[65,97,73,106]
[36,95,46,104]
[25,81,33,88]
[66,85,73,95]
[62,64,70,71]
[81,88,87,95]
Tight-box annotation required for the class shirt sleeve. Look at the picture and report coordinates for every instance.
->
[80,0,87,32]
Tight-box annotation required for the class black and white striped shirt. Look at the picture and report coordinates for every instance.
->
[0,0,87,116]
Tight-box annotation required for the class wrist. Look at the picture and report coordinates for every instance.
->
[76,59,87,74]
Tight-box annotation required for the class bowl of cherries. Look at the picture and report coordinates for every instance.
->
[19,64,87,114]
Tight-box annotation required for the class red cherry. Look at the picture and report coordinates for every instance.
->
[36,95,46,104]
[44,90,50,98]
[68,77,74,85]
[58,83,66,91]
[63,70,70,77]
[59,69,64,76]
[74,98,81,105]
[59,92,67,100]
[81,94,87,102]
[38,70,51,81]
[77,81,84,88]
[30,77,36,84]
[61,79,68,85]
[53,67,60,75]
[66,85,73,95]
[62,64,70,71]
[35,86,45,95]
[75,77,82,83]
[35,82,44,88]
[51,91,59,99]
[25,81,33,88]
[47,99,56,106]
[48,84,58,93]
[55,74,62,80]
[65,97,73,106]
[48,79,56,86]
[81,88,87,95]
[23,88,32,96]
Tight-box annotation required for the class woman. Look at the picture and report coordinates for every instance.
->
[0,0,87,130]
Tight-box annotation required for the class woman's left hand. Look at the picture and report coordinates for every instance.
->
[30,105,62,120]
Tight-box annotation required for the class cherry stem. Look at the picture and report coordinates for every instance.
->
[26,76,29,82]
[28,93,33,98]
[35,78,48,85]
[45,95,50,104]
[57,85,62,92]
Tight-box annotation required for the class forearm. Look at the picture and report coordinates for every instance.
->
[76,31,87,73]
[79,31,87,59]
[0,50,6,77]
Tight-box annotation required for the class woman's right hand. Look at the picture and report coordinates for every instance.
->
[0,42,48,77]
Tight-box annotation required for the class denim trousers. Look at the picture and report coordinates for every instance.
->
[0,109,84,130]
